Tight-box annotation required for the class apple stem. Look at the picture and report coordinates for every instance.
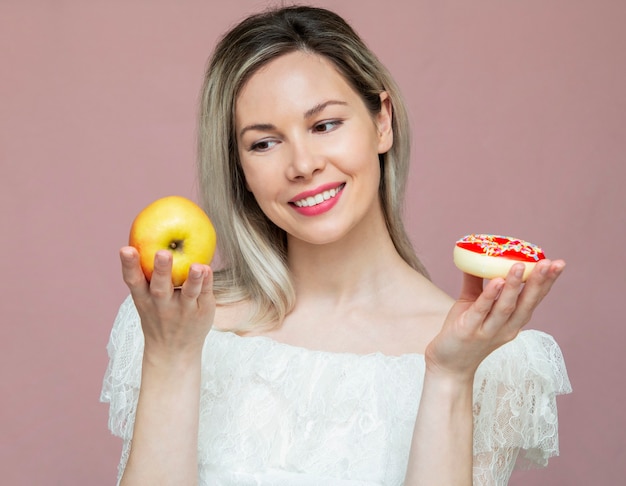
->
[169,240,183,251]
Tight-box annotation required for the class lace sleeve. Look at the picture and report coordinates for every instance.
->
[471,330,572,485]
[100,295,145,479]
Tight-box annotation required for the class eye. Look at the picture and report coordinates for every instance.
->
[250,139,278,152]
[313,120,342,133]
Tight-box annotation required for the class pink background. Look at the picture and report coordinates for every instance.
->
[1,0,624,484]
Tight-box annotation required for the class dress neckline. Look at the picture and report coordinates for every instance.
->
[209,328,426,361]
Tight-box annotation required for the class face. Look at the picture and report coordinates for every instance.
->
[235,51,393,246]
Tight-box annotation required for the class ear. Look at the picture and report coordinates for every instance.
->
[376,91,394,154]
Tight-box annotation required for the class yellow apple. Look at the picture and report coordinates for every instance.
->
[129,195,217,286]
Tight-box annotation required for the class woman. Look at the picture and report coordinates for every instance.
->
[102,6,571,485]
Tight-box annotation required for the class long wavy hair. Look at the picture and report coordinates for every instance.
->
[197,5,429,327]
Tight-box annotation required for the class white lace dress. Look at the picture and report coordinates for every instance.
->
[101,296,571,485]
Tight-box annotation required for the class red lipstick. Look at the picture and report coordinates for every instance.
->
[289,182,345,216]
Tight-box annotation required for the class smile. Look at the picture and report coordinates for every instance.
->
[292,184,345,208]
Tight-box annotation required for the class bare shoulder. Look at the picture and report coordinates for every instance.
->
[382,271,455,354]
[209,268,458,356]
[406,271,455,311]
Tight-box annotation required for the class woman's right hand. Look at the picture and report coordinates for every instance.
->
[119,246,213,484]
[119,246,215,364]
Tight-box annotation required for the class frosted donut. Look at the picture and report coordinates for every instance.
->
[453,234,545,281]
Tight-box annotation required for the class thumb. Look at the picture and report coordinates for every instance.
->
[458,272,484,302]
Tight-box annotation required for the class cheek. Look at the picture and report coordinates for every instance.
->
[241,165,278,209]
[240,152,287,199]
[239,159,262,193]
[331,133,382,177]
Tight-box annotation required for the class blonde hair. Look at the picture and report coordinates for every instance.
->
[197,5,429,327]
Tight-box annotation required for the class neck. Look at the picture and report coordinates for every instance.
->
[286,207,409,308]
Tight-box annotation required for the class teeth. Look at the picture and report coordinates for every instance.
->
[294,187,341,207]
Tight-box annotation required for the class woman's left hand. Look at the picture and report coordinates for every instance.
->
[425,258,566,382]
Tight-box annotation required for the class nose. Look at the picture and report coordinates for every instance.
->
[286,139,325,180]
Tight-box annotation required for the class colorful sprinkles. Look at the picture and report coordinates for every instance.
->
[456,234,546,262]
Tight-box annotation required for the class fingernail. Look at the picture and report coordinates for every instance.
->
[156,251,168,265]
[121,248,134,260]
[189,265,202,279]
[514,265,524,278]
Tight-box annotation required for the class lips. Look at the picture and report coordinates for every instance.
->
[289,182,345,215]
[292,184,345,207]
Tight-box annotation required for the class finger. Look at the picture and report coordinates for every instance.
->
[458,272,484,302]
[508,259,566,328]
[120,246,149,298]
[198,265,215,307]
[149,250,174,298]
[179,263,207,304]
[482,262,525,334]
[461,277,505,332]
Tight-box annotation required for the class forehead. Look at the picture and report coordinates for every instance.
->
[235,51,360,122]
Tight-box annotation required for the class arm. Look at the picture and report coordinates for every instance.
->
[118,247,215,486]
[404,259,565,486]
[405,367,475,485]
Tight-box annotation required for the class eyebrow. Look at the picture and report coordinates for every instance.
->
[238,99,348,138]
[304,99,348,119]
[239,123,276,138]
